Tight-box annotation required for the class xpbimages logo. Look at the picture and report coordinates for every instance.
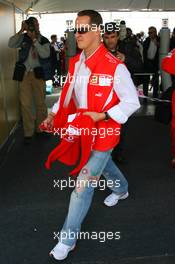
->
[53,126,121,139]
[66,22,120,34]
[54,73,121,87]
[53,178,121,191]
[53,230,121,243]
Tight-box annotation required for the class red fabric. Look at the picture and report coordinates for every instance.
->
[53,44,122,151]
[162,50,175,157]
[161,49,175,75]
[45,112,95,176]
[46,44,123,175]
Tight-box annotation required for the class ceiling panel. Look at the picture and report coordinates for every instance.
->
[9,0,175,13]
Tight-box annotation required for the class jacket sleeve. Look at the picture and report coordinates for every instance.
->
[8,33,24,48]
[119,42,143,73]
[125,47,143,73]
[33,41,50,59]
[107,64,140,124]
[161,49,175,75]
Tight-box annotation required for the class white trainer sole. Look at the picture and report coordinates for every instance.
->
[49,244,76,260]
[104,192,129,207]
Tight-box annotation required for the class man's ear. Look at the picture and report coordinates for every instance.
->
[95,27,101,37]
[116,34,120,40]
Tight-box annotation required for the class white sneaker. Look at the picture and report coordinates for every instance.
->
[104,192,129,207]
[49,241,76,260]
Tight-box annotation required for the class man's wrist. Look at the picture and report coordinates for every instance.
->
[99,112,110,121]
[101,112,106,120]
[104,112,111,120]
[48,112,55,118]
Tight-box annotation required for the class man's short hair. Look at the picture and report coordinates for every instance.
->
[149,26,157,32]
[126,27,132,33]
[104,22,120,35]
[26,16,38,24]
[51,34,57,39]
[77,10,103,26]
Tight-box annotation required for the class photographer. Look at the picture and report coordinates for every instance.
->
[8,17,50,144]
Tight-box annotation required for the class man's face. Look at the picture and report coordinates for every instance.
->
[148,28,157,40]
[103,32,119,50]
[52,36,57,42]
[75,15,99,50]
[26,18,39,34]
[126,29,132,38]
[34,19,39,31]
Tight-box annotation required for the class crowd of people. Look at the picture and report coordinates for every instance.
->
[8,15,175,165]
[50,22,175,101]
[50,34,66,86]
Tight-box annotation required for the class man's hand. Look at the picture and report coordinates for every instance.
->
[40,113,55,132]
[83,112,105,122]
[116,51,125,62]
[17,21,27,34]
[27,30,38,41]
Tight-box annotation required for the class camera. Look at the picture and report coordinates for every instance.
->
[25,17,36,32]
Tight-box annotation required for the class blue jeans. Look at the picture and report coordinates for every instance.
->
[58,150,128,246]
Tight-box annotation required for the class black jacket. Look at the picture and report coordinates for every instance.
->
[118,38,143,74]
[18,33,52,80]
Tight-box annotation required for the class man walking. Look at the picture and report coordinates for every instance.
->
[42,10,140,260]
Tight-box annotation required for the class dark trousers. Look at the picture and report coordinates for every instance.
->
[143,60,159,98]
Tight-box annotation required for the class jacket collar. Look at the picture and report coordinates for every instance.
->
[80,43,108,71]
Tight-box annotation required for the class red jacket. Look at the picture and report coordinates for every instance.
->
[46,44,123,174]
[162,49,175,156]
[161,49,175,75]
[161,49,175,125]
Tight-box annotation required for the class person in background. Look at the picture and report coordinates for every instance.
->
[140,31,146,43]
[126,27,133,38]
[59,36,66,75]
[59,36,66,49]
[103,22,143,79]
[143,26,160,99]
[136,33,144,62]
[8,17,50,144]
[170,28,175,51]
[50,34,62,87]
[125,27,137,45]
[103,22,142,163]
[126,27,144,64]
